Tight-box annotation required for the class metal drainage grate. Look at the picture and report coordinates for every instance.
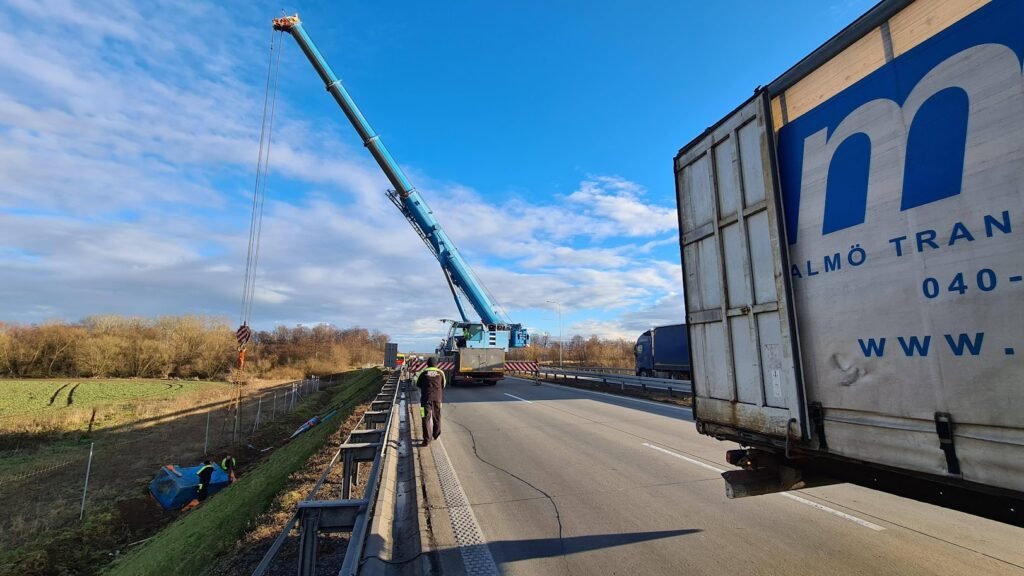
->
[432,441,499,576]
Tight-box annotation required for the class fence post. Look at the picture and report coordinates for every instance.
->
[80,442,94,520]
[273,391,277,421]
[204,412,211,455]
[252,395,263,433]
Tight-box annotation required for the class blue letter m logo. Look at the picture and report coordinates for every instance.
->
[776,1,1024,245]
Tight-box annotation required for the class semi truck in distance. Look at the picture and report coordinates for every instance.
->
[674,0,1022,523]
[384,342,399,370]
[634,324,691,379]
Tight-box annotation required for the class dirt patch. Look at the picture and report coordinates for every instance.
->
[115,497,168,536]
[0,496,172,576]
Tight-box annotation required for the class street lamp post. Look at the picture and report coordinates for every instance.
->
[546,300,562,367]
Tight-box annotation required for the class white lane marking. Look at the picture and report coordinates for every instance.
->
[641,443,885,531]
[503,393,533,403]
[779,493,885,531]
[433,439,500,575]
[642,442,725,473]
[508,378,693,412]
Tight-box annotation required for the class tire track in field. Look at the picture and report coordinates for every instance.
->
[66,383,80,406]
[48,384,70,406]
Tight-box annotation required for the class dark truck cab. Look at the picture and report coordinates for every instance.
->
[634,324,690,380]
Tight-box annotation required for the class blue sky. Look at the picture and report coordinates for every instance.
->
[0,0,874,350]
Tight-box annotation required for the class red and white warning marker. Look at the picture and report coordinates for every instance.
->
[235,324,252,346]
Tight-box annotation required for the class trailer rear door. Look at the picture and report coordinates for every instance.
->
[675,92,807,440]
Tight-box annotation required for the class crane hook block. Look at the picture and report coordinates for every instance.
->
[272,14,300,31]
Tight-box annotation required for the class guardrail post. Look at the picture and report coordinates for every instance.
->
[668,386,673,397]
[342,451,354,499]
[641,382,647,392]
[297,508,321,576]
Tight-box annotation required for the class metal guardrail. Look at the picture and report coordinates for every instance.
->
[538,365,635,375]
[518,367,693,396]
[251,370,401,576]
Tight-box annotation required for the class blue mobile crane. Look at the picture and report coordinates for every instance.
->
[273,15,528,384]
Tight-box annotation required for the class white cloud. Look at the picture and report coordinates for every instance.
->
[0,0,686,348]
[566,176,678,237]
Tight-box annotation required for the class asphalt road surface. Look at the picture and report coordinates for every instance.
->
[429,377,1024,576]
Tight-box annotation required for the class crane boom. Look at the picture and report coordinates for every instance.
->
[273,15,528,349]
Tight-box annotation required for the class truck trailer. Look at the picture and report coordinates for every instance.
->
[634,324,691,379]
[674,0,1022,521]
[384,342,399,370]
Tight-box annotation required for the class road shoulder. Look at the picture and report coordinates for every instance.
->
[411,387,467,575]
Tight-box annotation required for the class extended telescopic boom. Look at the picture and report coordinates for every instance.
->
[273,15,527,348]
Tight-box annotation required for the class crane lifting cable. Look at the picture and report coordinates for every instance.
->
[229,29,284,442]
[236,28,284,369]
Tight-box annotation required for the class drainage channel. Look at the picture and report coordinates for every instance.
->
[431,440,500,576]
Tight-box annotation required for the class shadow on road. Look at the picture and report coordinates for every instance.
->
[487,528,702,562]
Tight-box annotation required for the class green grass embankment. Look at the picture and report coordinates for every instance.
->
[104,368,383,576]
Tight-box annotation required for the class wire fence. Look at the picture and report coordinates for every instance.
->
[0,375,329,549]
[0,457,80,489]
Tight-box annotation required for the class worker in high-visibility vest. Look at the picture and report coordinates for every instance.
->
[182,460,216,511]
[221,454,237,483]
[416,357,446,446]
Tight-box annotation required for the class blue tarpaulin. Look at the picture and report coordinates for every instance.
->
[150,463,230,510]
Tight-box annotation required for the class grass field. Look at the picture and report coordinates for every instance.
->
[0,378,230,441]
[0,379,218,417]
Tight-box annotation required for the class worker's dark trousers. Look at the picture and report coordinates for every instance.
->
[421,400,442,442]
